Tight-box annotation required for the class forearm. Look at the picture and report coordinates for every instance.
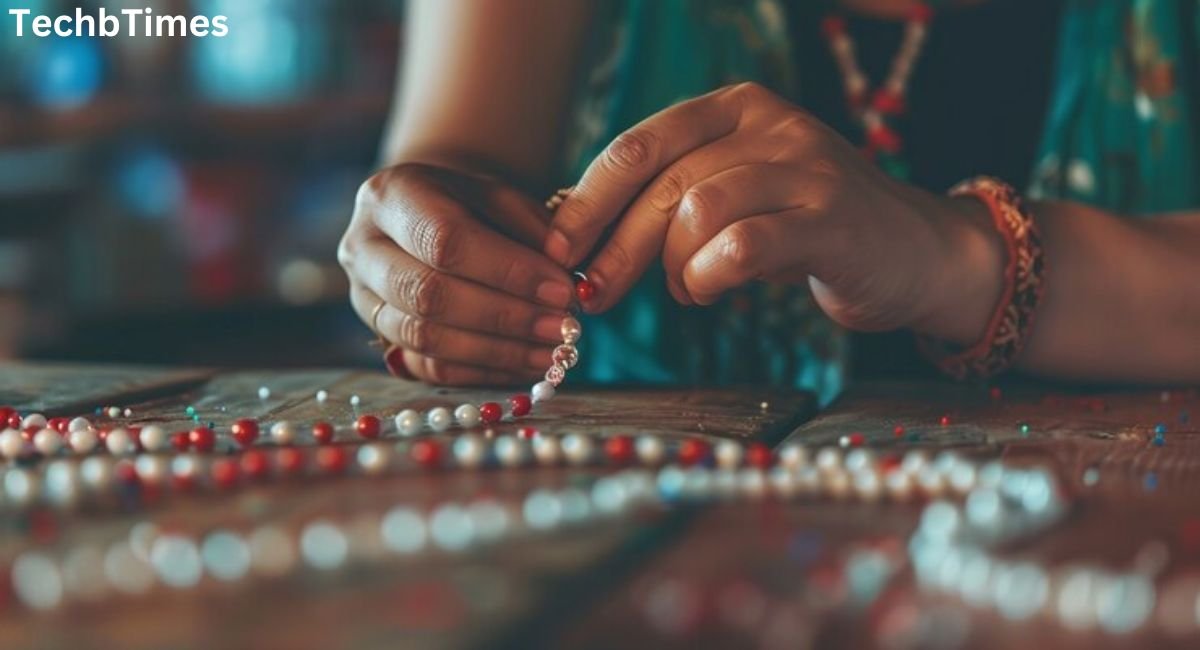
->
[383,0,592,189]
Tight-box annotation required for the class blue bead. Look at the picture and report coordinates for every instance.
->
[1152,434,1165,447]
[1154,423,1168,435]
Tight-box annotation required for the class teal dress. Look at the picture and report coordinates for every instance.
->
[559,0,1200,405]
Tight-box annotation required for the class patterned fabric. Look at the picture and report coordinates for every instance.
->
[558,0,1200,405]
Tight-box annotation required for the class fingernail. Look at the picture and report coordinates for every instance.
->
[536,281,572,308]
[533,314,563,342]
[384,346,415,380]
[544,230,570,266]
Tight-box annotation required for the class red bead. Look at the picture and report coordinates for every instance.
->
[312,422,335,445]
[508,395,532,418]
[48,418,69,434]
[315,447,348,474]
[240,450,270,480]
[871,88,906,115]
[746,442,774,468]
[230,419,259,448]
[866,124,902,154]
[517,426,539,440]
[479,402,503,424]
[115,461,139,486]
[276,447,306,475]
[411,439,443,469]
[355,415,382,440]
[893,425,906,437]
[189,427,216,452]
[938,415,951,427]
[171,431,191,451]
[604,435,635,464]
[211,458,239,489]
[677,439,710,467]
[6,413,22,429]
[820,15,847,39]
[847,432,866,447]
[879,455,903,473]
[0,407,13,424]
[575,279,595,302]
[96,428,110,443]
[21,427,37,442]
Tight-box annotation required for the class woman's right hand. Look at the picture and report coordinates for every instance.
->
[339,162,575,385]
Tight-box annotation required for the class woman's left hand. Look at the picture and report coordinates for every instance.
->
[545,82,1004,345]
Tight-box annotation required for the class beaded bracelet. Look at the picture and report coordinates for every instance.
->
[918,176,1046,381]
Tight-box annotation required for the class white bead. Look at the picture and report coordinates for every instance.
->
[394,410,421,437]
[917,465,946,497]
[635,435,665,465]
[43,461,80,509]
[21,414,47,430]
[106,407,121,418]
[5,469,39,508]
[69,429,98,454]
[815,447,842,473]
[902,450,929,475]
[885,470,914,501]
[67,417,91,433]
[768,466,798,497]
[105,428,136,456]
[134,456,168,484]
[824,469,852,499]
[426,407,452,432]
[79,457,113,491]
[269,421,296,445]
[33,428,62,456]
[737,468,767,498]
[138,425,168,452]
[356,444,389,475]
[777,444,809,469]
[454,404,481,428]
[171,455,201,482]
[123,408,132,418]
[315,390,328,403]
[0,429,24,460]
[949,463,978,495]
[561,434,594,465]
[844,449,875,474]
[714,440,744,470]
[452,434,487,468]
[257,386,271,400]
[531,381,556,403]
[493,436,528,468]
[796,466,822,494]
[853,469,883,502]
[350,395,361,407]
[532,435,561,465]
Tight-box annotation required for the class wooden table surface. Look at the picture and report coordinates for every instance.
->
[1,363,1197,649]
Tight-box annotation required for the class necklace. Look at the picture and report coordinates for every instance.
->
[821,2,932,180]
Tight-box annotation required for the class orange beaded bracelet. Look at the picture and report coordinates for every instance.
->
[918,176,1046,381]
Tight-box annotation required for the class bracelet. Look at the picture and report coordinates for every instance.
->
[918,176,1046,381]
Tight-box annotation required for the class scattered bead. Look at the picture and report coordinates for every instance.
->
[311,422,335,446]
[494,436,528,467]
[531,435,561,464]
[452,434,487,469]
[315,390,328,404]
[715,440,744,470]
[893,425,905,438]
[349,395,361,407]
[778,444,808,469]
[354,415,381,440]
[838,433,866,448]
[106,407,121,419]
[138,425,168,452]
[745,443,774,469]
[604,435,635,464]
[531,381,556,403]
[356,444,390,475]
[517,426,538,440]
[479,403,503,425]
[561,434,594,465]
[257,386,271,400]
[240,451,270,480]
[170,431,191,452]
[230,419,260,448]
[276,448,305,475]
[454,404,481,428]
[509,395,532,418]
[269,421,295,445]
[188,427,215,453]
[21,414,48,431]
[48,418,68,434]
[394,410,422,437]
[678,439,710,467]
[939,415,951,427]
[411,439,443,469]
[67,417,90,433]
[635,435,666,465]
[427,407,452,432]
[211,459,239,489]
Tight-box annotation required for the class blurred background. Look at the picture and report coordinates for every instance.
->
[0,0,402,368]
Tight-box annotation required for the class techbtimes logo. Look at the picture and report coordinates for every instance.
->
[8,7,229,38]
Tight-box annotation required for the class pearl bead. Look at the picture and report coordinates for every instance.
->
[884,470,914,501]
[33,428,62,456]
[824,469,852,499]
[452,434,487,468]
[552,344,579,369]
[561,434,594,465]
[106,407,121,418]
[394,409,421,436]
[269,421,295,445]
[349,395,361,407]
[635,435,665,464]
[815,447,842,473]
[135,456,169,484]
[917,465,946,497]
[737,468,767,498]
[531,381,556,403]
[777,444,809,469]
[494,436,528,468]
[715,440,744,470]
[852,469,883,502]
[545,365,566,386]
[356,444,390,475]
[21,414,47,430]
[68,417,90,433]
[768,466,798,497]
[69,429,97,454]
[316,390,329,403]
[561,316,582,344]
[948,462,978,495]
[532,435,561,465]
[4,468,39,507]
[902,450,929,475]
[106,428,137,456]
[0,428,25,459]
[79,457,114,491]
[796,466,822,493]
[844,449,875,474]
[454,404,481,428]
[426,407,452,432]
[43,461,79,508]
[257,386,271,400]
[138,425,168,452]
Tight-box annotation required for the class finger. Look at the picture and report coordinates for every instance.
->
[682,213,811,305]
[370,171,574,309]
[400,348,537,387]
[546,85,746,268]
[579,136,762,312]
[662,163,809,302]
[351,238,566,344]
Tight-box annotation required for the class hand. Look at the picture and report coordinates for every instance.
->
[545,82,1003,344]
[339,162,575,385]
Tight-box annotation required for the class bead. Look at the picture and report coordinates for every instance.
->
[6,412,21,429]
[853,469,883,502]
[240,450,270,480]
[394,409,422,436]
[778,444,808,469]
[531,381,556,403]
[211,459,239,489]
[269,421,295,445]
[635,435,665,465]
[411,439,443,469]
[561,434,594,465]
[508,395,532,418]
[677,439,710,467]
[355,415,381,440]
[312,422,335,445]
[939,415,952,427]
[106,428,137,456]
[839,433,865,448]
[21,414,47,431]
[138,425,168,452]
[552,344,579,369]
[544,365,566,386]
[276,448,305,475]
[188,427,216,453]
[575,279,595,302]
[815,447,842,473]
[714,440,743,470]
[531,435,561,465]
[315,390,329,403]
[230,419,259,448]
[452,434,487,468]
[893,425,906,438]
[106,407,121,419]
[884,470,914,501]
[69,428,98,454]
[426,407,452,432]
[67,417,90,433]
[454,404,481,428]
[257,386,271,400]
[746,443,774,469]
[604,435,635,464]
[170,431,191,452]
[48,417,68,434]
[494,436,529,467]
[349,395,361,407]
[479,402,503,424]
[517,426,538,440]
[315,447,348,474]
[356,444,390,475]
[33,428,62,456]
[561,316,582,344]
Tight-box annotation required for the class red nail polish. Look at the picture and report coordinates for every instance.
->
[384,346,415,380]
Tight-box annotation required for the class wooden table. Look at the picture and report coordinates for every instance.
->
[1,363,1197,649]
